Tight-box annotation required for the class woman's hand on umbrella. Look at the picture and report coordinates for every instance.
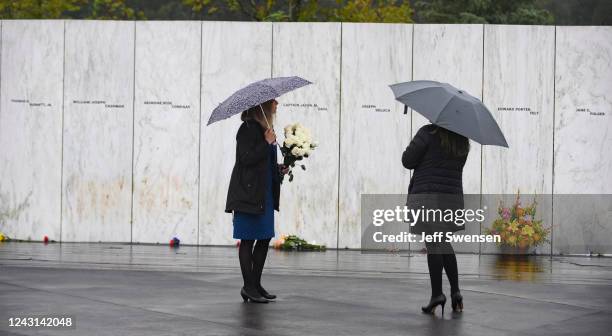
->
[265,128,276,144]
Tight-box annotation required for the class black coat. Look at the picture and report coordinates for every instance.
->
[402,124,468,195]
[225,120,281,214]
[402,124,468,234]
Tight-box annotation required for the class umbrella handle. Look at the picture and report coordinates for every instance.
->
[259,104,285,157]
[259,104,271,129]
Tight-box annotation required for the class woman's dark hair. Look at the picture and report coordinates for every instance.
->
[431,126,470,157]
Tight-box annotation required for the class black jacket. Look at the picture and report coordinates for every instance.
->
[402,124,468,195]
[225,120,281,214]
[403,124,469,234]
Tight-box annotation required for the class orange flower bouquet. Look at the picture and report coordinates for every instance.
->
[484,191,550,251]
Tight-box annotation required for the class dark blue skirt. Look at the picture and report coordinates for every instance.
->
[232,144,276,240]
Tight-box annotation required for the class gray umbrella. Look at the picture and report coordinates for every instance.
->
[207,76,312,126]
[389,80,508,147]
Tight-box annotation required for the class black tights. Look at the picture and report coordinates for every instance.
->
[425,241,459,298]
[239,239,271,290]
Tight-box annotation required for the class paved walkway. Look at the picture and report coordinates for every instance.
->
[1,242,611,335]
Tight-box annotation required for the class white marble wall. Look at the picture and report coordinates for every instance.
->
[481,25,555,254]
[1,21,611,253]
[272,23,341,248]
[132,22,201,244]
[553,27,612,254]
[411,24,484,252]
[338,23,413,249]
[553,27,612,194]
[0,20,64,241]
[61,21,135,242]
[552,195,612,255]
[412,24,483,194]
[199,22,272,245]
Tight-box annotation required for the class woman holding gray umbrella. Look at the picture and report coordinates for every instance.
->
[402,124,468,314]
[208,76,312,304]
[391,80,508,314]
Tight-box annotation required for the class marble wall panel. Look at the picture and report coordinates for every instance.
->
[61,21,134,242]
[199,22,272,245]
[553,26,612,254]
[0,20,64,241]
[132,21,201,244]
[481,25,555,254]
[338,23,413,249]
[272,23,341,248]
[412,24,485,252]
[2,21,610,252]
[552,195,612,255]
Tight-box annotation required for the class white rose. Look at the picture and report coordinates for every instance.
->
[284,135,298,146]
[282,124,316,154]
[291,147,301,156]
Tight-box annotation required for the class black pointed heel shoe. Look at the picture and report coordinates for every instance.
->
[257,285,276,300]
[240,287,269,303]
[421,294,447,314]
[451,291,463,312]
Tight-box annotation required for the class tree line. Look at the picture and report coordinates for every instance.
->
[0,0,610,25]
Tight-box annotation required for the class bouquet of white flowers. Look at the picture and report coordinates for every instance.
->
[280,123,318,183]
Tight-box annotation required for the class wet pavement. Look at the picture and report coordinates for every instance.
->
[1,242,611,335]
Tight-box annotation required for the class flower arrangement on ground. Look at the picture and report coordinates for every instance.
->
[273,234,326,251]
[484,191,550,251]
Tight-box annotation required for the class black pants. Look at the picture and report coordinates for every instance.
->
[425,241,459,298]
[238,239,271,290]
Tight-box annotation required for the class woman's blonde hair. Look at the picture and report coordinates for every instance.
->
[241,100,275,129]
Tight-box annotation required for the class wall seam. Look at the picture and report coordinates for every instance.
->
[270,22,275,247]
[409,23,415,253]
[60,20,66,242]
[196,21,203,246]
[480,24,485,255]
[271,23,274,78]
[129,21,137,244]
[551,26,557,257]
[336,23,343,250]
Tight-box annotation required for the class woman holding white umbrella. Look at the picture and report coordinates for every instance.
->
[225,100,283,303]
[208,76,311,303]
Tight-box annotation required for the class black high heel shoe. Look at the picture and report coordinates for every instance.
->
[421,294,447,314]
[257,285,276,300]
[451,291,463,312]
[240,287,269,303]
